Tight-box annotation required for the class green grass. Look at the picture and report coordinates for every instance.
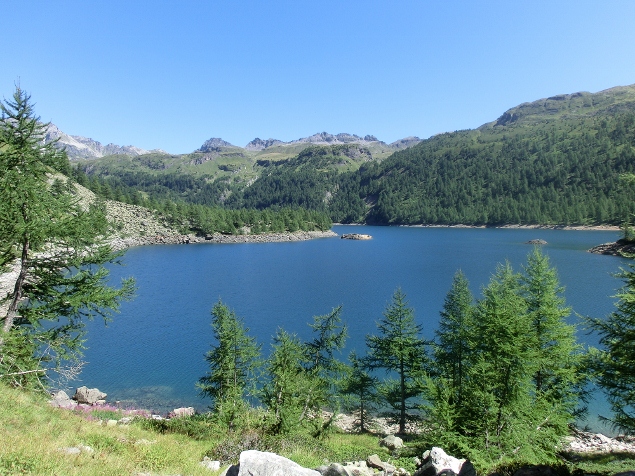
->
[2,383,635,475]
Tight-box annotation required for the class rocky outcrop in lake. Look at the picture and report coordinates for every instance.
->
[589,239,635,256]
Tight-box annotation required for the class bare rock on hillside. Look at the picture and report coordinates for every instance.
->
[73,386,107,405]
[413,447,474,476]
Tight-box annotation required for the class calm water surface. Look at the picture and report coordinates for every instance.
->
[80,225,626,431]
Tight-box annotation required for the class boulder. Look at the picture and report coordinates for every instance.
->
[234,450,321,476]
[526,239,547,245]
[50,390,77,408]
[200,456,221,471]
[379,434,404,451]
[367,454,396,473]
[170,406,195,418]
[414,447,473,476]
[72,386,107,405]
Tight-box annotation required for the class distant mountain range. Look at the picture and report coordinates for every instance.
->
[45,123,421,160]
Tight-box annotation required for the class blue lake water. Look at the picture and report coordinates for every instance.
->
[79,225,626,431]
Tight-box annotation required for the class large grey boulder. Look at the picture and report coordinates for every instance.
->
[73,386,107,405]
[380,434,404,451]
[50,390,77,408]
[233,450,320,476]
[414,447,474,476]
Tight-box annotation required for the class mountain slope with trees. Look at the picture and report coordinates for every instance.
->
[76,83,635,227]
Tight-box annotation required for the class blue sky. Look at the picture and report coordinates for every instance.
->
[3,1,635,154]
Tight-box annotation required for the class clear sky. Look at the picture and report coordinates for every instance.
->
[2,1,635,154]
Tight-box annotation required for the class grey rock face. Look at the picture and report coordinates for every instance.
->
[44,123,151,160]
[73,386,107,405]
[236,450,321,476]
[245,137,284,151]
[198,137,235,151]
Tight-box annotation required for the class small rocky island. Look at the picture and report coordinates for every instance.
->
[526,239,547,245]
[341,233,372,240]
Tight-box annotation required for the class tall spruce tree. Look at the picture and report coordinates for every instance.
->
[0,87,135,388]
[365,288,427,433]
[198,301,260,431]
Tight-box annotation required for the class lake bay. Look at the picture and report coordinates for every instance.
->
[80,225,625,431]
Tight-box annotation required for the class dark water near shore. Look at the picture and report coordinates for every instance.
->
[79,225,625,431]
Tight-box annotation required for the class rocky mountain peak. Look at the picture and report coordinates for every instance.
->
[198,137,235,152]
[43,123,151,160]
[245,137,284,151]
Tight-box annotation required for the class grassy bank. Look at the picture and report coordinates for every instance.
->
[3,383,635,475]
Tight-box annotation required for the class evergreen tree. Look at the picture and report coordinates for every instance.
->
[588,263,635,433]
[262,329,312,434]
[433,271,474,410]
[466,263,536,459]
[341,350,379,433]
[198,301,260,431]
[521,248,582,411]
[302,306,348,420]
[0,87,135,388]
[365,288,427,433]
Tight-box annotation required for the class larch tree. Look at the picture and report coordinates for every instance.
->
[197,300,260,431]
[588,262,635,433]
[521,247,582,417]
[365,288,427,434]
[341,350,379,433]
[0,87,135,388]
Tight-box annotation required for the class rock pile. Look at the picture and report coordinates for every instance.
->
[341,233,372,240]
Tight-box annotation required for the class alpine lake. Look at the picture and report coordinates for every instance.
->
[79,225,627,433]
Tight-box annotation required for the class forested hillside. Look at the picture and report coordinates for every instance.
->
[78,84,635,226]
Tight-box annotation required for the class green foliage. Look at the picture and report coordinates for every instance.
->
[365,289,428,433]
[261,329,312,435]
[340,351,379,432]
[197,301,261,431]
[0,87,135,389]
[587,263,635,433]
[425,251,582,465]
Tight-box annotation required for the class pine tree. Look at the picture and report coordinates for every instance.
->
[365,288,427,433]
[197,301,260,431]
[0,87,135,388]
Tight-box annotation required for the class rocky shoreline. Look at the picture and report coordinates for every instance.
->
[588,239,635,256]
[109,230,338,251]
